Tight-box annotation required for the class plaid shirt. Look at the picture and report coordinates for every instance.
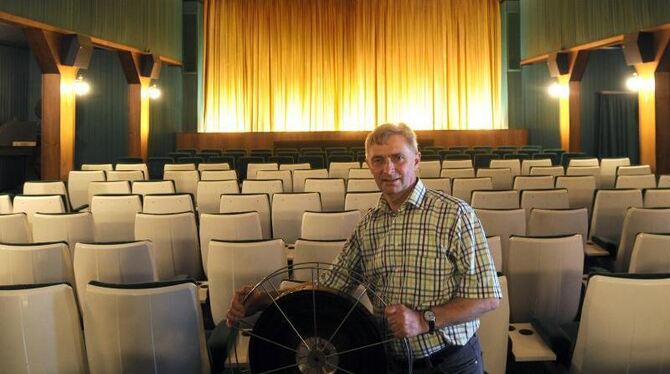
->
[323,179,501,359]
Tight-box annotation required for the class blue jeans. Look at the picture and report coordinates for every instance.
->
[390,335,483,374]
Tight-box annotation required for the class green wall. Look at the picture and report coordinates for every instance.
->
[150,64,184,157]
[520,63,560,148]
[0,45,29,123]
[0,0,182,61]
[521,0,670,60]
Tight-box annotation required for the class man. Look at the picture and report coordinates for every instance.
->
[228,123,501,373]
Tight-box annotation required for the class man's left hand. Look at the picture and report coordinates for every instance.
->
[384,304,428,338]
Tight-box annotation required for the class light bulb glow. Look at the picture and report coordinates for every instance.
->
[626,73,641,92]
[147,85,161,100]
[72,76,90,96]
[547,82,569,98]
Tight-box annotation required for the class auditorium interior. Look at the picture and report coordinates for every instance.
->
[0,1,669,373]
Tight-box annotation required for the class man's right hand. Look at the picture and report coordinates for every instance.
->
[226,285,257,327]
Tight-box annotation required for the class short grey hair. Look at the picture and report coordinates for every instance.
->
[365,123,419,157]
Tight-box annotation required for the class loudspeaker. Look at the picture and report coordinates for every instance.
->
[60,34,93,68]
[140,54,161,79]
[623,32,655,65]
[547,52,570,77]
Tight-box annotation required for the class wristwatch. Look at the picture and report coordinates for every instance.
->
[422,309,436,333]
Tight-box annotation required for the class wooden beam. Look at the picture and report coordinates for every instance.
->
[655,33,670,174]
[118,51,151,160]
[521,35,623,66]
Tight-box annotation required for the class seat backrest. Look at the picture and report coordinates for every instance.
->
[527,208,588,245]
[421,177,452,194]
[512,175,554,190]
[348,168,373,179]
[200,169,238,181]
[87,180,131,206]
[73,241,157,310]
[293,169,328,192]
[555,175,597,216]
[629,233,670,273]
[301,210,361,241]
[131,180,176,195]
[471,190,519,209]
[440,167,475,179]
[83,281,210,373]
[328,161,360,180]
[279,163,310,171]
[195,180,239,213]
[476,168,513,190]
[247,162,279,179]
[528,165,565,177]
[475,208,526,274]
[105,170,145,182]
[0,283,87,373]
[12,194,66,228]
[199,212,263,276]
[615,174,656,189]
[658,175,670,188]
[490,159,521,176]
[164,163,196,171]
[197,162,230,171]
[643,188,670,208]
[521,159,552,175]
[220,193,272,239]
[520,188,570,222]
[23,180,69,210]
[0,242,73,286]
[486,235,503,272]
[256,169,293,192]
[568,158,599,167]
[208,239,285,324]
[418,160,442,178]
[346,178,380,192]
[271,192,322,244]
[614,207,670,272]
[241,179,283,202]
[599,158,630,188]
[571,274,670,374]
[115,163,149,180]
[589,189,643,243]
[0,213,32,243]
[452,177,493,203]
[617,165,652,175]
[82,163,113,171]
[442,159,473,169]
[304,178,346,212]
[135,212,203,280]
[292,239,346,281]
[567,166,602,188]
[507,234,583,324]
[478,275,509,374]
[67,170,106,210]
[163,170,200,198]
[0,194,12,213]
[344,191,381,214]
[142,193,194,214]
[33,212,94,254]
[90,194,143,242]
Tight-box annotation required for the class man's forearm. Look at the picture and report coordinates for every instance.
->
[432,297,500,330]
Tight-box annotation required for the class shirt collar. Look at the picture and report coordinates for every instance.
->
[377,178,426,213]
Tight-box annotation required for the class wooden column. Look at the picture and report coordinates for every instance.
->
[566,51,590,152]
[24,28,78,180]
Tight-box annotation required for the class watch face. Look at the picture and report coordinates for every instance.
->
[424,310,436,322]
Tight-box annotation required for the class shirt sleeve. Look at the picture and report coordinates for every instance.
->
[452,204,502,299]
[319,228,363,294]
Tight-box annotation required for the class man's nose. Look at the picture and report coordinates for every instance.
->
[382,158,395,173]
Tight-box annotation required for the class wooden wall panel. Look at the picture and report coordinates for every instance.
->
[176,129,528,151]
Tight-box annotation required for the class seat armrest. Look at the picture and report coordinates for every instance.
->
[590,235,617,256]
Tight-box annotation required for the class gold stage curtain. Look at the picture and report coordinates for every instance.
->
[203,0,501,132]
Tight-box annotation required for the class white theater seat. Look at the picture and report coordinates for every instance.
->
[0,213,31,244]
[344,191,382,214]
[304,178,346,211]
[32,212,94,255]
[292,239,346,281]
[90,194,143,242]
[629,233,670,273]
[12,194,66,229]
[131,180,176,196]
[105,169,145,182]
[142,193,195,214]
[293,169,328,192]
[421,177,452,195]
[241,179,283,202]
[271,192,322,244]
[23,180,70,211]
[68,170,106,210]
[301,210,361,241]
[199,212,263,276]
[163,170,200,198]
[471,190,520,209]
[87,180,131,206]
[451,177,493,203]
[196,180,239,213]
[115,163,149,180]
[220,193,272,239]
[0,242,73,286]
[478,275,509,374]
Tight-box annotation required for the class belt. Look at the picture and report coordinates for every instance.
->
[395,336,475,369]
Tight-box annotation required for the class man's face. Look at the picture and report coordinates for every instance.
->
[366,134,421,199]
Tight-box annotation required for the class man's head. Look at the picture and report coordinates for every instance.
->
[365,123,421,206]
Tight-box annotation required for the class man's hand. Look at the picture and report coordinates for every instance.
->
[226,285,259,327]
[384,304,428,338]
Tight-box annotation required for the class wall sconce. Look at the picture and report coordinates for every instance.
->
[146,84,161,100]
[72,75,90,96]
[626,72,654,92]
[547,81,569,98]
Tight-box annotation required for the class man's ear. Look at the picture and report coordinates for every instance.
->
[413,152,421,168]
